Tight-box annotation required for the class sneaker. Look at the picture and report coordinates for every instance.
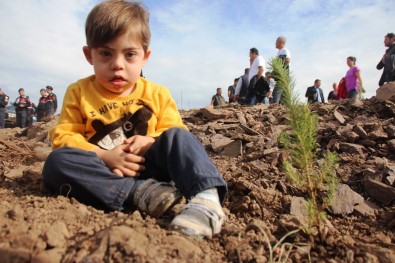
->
[132,178,182,218]
[169,197,226,238]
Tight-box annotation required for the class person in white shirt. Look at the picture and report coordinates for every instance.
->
[271,36,291,104]
[246,47,265,105]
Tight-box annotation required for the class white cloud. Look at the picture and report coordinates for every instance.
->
[0,0,95,107]
[0,0,394,110]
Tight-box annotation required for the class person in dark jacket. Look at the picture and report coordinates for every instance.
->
[0,88,10,129]
[210,88,227,106]
[36,88,48,122]
[13,88,31,128]
[46,85,58,115]
[234,68,250,104]
[377,33,395,86]
[305,79,325,104]
[327,82,339,101]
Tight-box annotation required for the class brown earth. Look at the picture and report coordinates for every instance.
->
[1,98,395,263]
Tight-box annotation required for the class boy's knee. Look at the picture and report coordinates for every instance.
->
[163,127,189,138]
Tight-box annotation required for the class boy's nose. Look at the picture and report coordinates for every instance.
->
[111,55,124,70]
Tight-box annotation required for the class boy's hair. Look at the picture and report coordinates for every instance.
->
[85,0,151,52]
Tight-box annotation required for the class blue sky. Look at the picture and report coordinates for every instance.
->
[0,0,394,110]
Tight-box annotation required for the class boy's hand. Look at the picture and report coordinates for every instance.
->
[124,135,155,156]
[95,144,145,177]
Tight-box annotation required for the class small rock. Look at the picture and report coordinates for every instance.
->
[44,221,70,248]
[210,134,233,153]
[334,110,346,124]
[290,196,308,217]
[364,176,395,206]
[221,140,242,157]
[352,125,368,139]
[354,200,380,217]
[331,184,364,215]
[339,143,366,155]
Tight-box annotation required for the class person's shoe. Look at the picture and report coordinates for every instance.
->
[132,178,182,218]
[169,197,226,238]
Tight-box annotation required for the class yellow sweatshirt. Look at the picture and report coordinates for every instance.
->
[50,75,187,151]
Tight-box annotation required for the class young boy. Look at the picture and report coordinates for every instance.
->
[42,0,227,238]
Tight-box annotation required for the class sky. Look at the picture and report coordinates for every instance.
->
[0,0,394,110]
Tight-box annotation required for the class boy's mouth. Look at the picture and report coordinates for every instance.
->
[110,77,126,86]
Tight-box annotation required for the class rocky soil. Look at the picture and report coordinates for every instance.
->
[1,96,395,263]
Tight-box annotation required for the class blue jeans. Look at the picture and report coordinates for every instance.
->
[42,128,227,211]
[347,89,358,99]
[270,88,283,104]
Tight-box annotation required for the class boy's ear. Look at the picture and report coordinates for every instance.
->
[83,46,93,65]
[143,49,151,65]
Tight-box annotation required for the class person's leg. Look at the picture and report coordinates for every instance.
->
[142,127,227,203]
[43,146,181,216]
[20,110,27,128]
[271,88,283,104]
[347,89,358,99]
[47,108,54,116]
[0,108,4,128]
[142,128,227,238]
[15,111,21,128]
[42,147,135,210]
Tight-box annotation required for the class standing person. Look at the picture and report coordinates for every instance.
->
[305,79,325,103]
[26,102,36,127]
[246,47,265,105]
[265,72,276,104]
[46,85,58,115]
[13,88,31,128]
[36,88,48,122]
[211,87,227,106]
[377,33,395,86]
[345,56,364,100]
[234,68,249,104]
[328,83,338,101]
[42,0,227,239]
[0,88,10,129]
[271,36,291,104]
[227,78,238,103]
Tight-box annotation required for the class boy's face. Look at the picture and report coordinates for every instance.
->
[83,32,151,95]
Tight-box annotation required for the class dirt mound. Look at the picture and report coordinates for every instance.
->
[1,98,395,262]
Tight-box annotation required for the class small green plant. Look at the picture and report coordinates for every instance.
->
[269,58,338,240]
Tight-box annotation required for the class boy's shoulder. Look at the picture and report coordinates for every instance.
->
[137,77,174,98]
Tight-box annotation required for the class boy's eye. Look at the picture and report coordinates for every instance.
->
[126,52,135,58]
[99,51,111,57]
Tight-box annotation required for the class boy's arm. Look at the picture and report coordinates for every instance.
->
[49,86,97,151]
[149,87,188,138]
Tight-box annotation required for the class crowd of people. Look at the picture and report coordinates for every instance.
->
[0,85,57,129]
[211,32,395,107]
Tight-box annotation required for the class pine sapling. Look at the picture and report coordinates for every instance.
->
[269,58,338,240]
